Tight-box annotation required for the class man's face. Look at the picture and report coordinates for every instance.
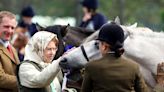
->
[0,17,17,41]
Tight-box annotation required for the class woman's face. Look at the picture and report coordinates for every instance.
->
[43,40,58,63]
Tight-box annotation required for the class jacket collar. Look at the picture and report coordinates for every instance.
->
[103,53,122,62]
[0,44,19,64]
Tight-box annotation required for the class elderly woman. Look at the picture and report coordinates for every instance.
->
[17,31,63,92]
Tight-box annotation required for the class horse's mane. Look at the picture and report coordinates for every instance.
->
[125,27,164,38]
[124,27,164,50]
[67,26,95,35]
[130,30,164,38]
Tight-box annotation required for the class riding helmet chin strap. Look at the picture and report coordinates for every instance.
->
[80,45,89,62]
[107,51,115,54]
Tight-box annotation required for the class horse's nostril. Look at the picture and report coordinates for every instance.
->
[59,58,70,70]
[60,58,67,63]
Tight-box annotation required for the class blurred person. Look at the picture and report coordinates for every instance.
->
[81,23,148,92]
[11,23,29,61]
[17,5,38,37]
[11,30,28,61]
[14,5,37,61]
[79,0,107,31]
[17,31,63,92]
[0,11,20,92]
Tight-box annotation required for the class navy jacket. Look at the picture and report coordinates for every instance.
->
[18,21,38,37]
[80,13,107,30]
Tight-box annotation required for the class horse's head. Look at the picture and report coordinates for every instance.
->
[63,26,95,46]
[59,40,101,84]
[36,23,69,59]
[59,40,102,69]
[36,23,68,39]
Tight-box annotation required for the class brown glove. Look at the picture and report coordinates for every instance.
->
[156,62,164,86]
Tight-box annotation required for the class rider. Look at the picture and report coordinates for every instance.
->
[81,22,148,92]
[79,0,107,31]
[14,5,38,61]
[17,5,37,37]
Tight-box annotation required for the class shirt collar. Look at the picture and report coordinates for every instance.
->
[0,39,10,48]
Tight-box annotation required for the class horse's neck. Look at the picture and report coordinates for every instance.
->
[128,31,164,47]
[83,30,99,43]
[129,30,164,38]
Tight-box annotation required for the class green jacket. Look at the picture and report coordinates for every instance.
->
[81,54,148,92]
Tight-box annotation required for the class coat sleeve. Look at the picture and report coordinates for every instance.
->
[19,59,61,88]
[0,62,18,90]
[134,65,148,92]
[81,65,92,92]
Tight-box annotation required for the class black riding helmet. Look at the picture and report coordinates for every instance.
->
[21,6,35,17]
[81,0,99,10]
[97,22,124,46]
[97,22,124,57]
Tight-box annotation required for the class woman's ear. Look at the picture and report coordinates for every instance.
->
[103,43,110,53]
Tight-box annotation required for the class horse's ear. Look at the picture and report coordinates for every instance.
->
[61,24,70,37]
[63,24,70,30]
[36,23,45,31]
[130,22,138,28]
[67,24,70,27]
[114,16,121,25]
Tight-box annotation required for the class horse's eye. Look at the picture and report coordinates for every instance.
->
[95,41,99,49]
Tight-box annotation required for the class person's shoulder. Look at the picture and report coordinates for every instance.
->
[95,12,106,18]
[119,57,140,73]
[121,56,139,67]
[85,58,102,68]
[0,44,4,49]
[94,13,107,23]
[20,61,34,66]
[19,61,43,73]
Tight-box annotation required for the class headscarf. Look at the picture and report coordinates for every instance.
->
[24,31,58,67]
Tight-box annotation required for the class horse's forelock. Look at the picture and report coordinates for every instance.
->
[44,25,66,38]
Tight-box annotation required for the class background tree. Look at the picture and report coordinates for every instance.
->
[0,0,163,31]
